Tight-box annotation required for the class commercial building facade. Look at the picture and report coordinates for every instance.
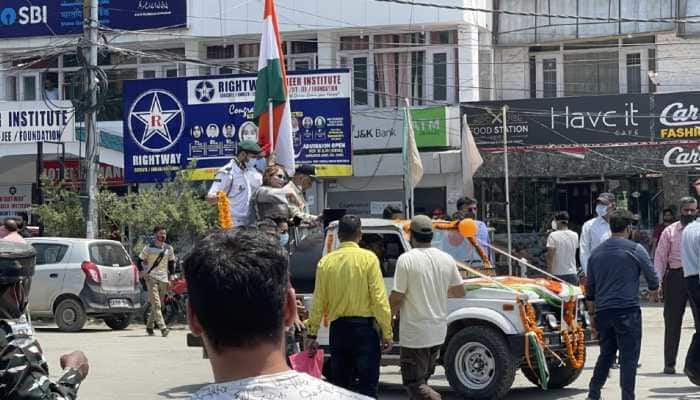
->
[0,0,493,218]
[469,0,700,241]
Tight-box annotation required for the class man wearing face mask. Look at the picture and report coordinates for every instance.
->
[546,211,580,285]
[454,197,493,267]
[580,193,616,280]
[0,240,89,399]
[586,210,660,400]
[207,140,263,227]
[654,197,700,375]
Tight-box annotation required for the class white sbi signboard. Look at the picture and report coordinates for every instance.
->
[0,101,75,144]
[0,185,32,218]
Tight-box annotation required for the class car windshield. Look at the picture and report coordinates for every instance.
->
[89,243,131,266]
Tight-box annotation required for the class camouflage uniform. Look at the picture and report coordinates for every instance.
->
[0,321,82,399]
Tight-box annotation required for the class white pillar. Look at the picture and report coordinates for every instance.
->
[317,31,336,69]
[458,25,480,103]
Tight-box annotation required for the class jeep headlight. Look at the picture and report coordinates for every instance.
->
[545,313,559,330]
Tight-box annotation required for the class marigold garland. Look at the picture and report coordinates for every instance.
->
[562,299,586,369]
[217,191,233,229]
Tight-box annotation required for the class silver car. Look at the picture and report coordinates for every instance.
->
[26,238,141,332]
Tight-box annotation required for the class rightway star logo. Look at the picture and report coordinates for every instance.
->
[128,90,185,153]
[195,81,215,103]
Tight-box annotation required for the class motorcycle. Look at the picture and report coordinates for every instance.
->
[142,274,187,326]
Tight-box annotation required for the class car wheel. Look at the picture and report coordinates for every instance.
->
[104,313,132,330]
[54,298,87,332]
[444,325,515,400]
[522,352,585,389]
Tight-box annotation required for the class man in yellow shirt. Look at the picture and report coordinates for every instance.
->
[306,215,392,398]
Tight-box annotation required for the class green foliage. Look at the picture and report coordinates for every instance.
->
[31,181,86,237]
[33,172,217,256]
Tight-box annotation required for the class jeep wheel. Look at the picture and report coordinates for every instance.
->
[522,354,585,389]
[444,325,515,400]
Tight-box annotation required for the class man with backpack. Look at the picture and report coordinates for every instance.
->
[139,225,175,337]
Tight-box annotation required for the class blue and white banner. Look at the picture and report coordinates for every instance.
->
[0,101,75,144]
[0,1,187,39]
[123,69,352,183]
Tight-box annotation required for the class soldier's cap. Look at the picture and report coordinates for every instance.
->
[596,192,615,205]
[295,164,317,181]
[238,140,262,154]
[410,215,434,235]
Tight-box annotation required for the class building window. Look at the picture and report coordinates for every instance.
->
[529,56,536,98]
[543,58,557,98]
[433,52,447,101]
[4,76,17,101]
[100,69,137,121]
[22,76,37,101]
[626,53,642,94]
[353,57,368,106]
[207,45,235,60]
[563,51,618,96]
[238,43,260,58]
[340,36,370,51]
[374,51,424,107]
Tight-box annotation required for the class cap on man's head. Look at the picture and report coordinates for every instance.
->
[410,215,434,235]
[295,164,317,180]
[596,192,615,205]
[238,140,262,154]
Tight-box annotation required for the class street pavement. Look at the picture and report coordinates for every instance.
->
[35,304,699,399]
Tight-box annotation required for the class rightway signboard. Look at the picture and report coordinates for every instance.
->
[123,69,352,183]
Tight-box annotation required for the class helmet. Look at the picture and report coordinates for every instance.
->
[0,241,35,319]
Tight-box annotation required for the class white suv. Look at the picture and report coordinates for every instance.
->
[26,238,141,332]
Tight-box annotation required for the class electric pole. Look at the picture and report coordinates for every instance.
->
[84,0,99,238]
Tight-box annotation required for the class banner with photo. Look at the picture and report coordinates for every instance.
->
[122,69,352,183]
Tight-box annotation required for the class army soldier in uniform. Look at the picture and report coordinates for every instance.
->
[207,140,263,227]
[0,240,89,399]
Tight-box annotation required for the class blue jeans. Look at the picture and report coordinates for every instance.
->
[329,317,381,398]
[588,308,642,400]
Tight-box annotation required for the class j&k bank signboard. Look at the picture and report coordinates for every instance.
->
[352,106,457,151]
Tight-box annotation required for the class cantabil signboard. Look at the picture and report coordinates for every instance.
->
[123,69,352,183]
[0,101,74,144]
[352,106,454,151]
[655,92,700,140]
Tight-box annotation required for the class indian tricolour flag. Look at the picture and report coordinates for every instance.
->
[253,0,295,175]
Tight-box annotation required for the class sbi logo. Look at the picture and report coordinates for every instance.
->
[0,6,48,26]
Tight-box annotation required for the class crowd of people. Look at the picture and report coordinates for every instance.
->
[0,138,698,399]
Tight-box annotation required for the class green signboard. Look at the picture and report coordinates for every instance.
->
[411,106,448,148]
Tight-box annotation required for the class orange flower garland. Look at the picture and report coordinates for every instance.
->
[217,191,233,230]
[562,299,586,369]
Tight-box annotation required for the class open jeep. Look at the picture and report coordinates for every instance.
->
[294,218,592,399]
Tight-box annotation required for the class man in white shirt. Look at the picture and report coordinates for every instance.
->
[580,193,615,279]
[185,229,369,400]
[389,215,466,399]
[207,140,263,227]
[546,211,580,285]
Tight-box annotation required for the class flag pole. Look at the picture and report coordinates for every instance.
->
[403,98,414,218]
[502,105,513,276]
[268,99,274,156]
